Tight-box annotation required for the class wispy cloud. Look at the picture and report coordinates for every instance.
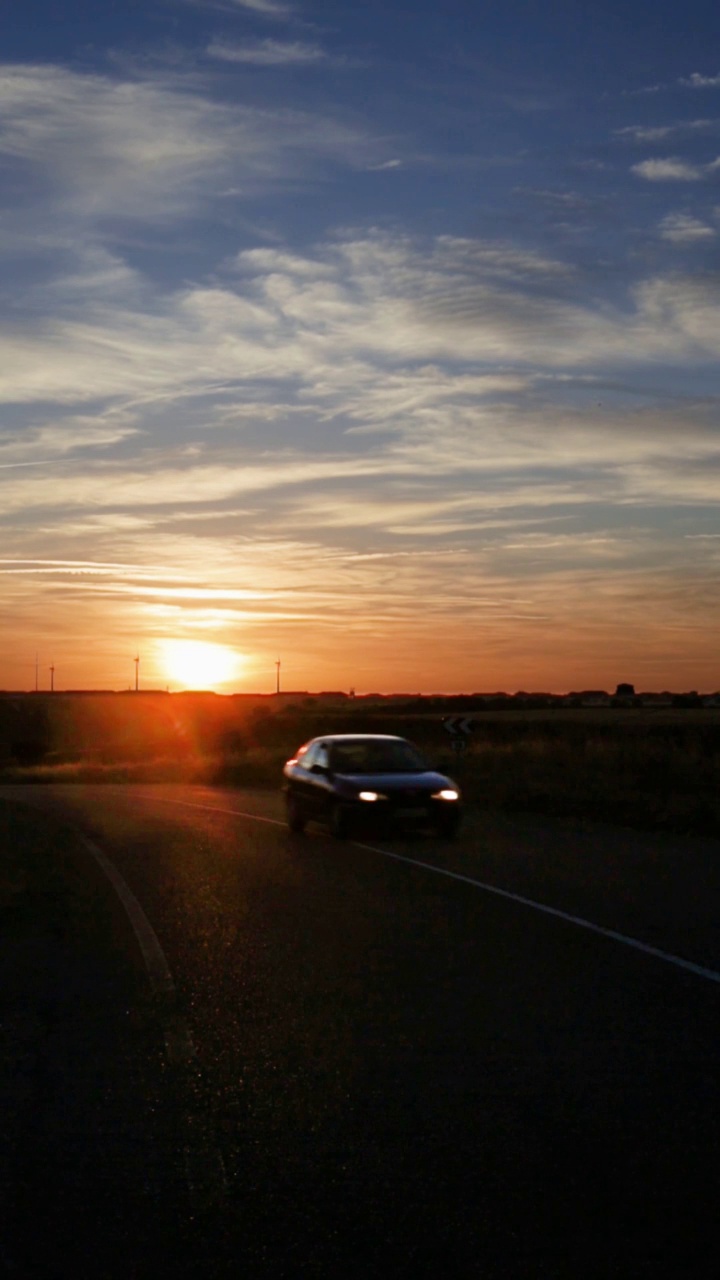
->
[617,119,716,143]
[0,558,147,574]
[0,63,373,231]
[0,65,230,222]
[658,213,716,242]
[226,0,294,14]
[618,124,679,142]
[0,457,389,517]
[187,0,294,15]
[0,460,53,470]
[7,229,720,417]
[632,157,704,180]
[0,409,139,459]
[625,70,720,97]
[206,38,328,66]
[680,71,720,88]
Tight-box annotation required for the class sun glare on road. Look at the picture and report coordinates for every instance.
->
[158,639,243,690]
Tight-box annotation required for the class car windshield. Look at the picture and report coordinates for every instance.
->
[329,739,428,774]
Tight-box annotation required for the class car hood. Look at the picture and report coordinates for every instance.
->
[336,769,457,792]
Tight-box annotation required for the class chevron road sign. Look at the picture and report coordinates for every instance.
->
[444,715,474,737]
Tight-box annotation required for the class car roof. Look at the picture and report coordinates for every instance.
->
[308,733,408,743]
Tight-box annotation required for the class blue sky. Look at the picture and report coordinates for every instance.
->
[3,0,720,692]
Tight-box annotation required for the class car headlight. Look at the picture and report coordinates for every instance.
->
[432,789,459,801]
[358,790,386,802]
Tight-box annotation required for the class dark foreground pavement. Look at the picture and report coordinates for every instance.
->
[0,801,197,1278]
[1,785,719,1280]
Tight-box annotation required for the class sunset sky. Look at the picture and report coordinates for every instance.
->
[3,0,720,693]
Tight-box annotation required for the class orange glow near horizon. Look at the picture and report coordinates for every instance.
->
[158,639,245,691]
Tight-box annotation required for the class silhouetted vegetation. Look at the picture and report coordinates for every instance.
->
[2,692,720,838]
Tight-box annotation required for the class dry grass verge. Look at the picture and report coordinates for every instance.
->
[3,713,720,839]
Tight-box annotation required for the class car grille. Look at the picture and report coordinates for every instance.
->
[389,789,429,808]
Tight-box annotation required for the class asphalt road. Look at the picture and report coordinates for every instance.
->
[1,784,719,1279]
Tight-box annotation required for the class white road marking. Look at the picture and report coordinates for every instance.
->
[354,841,720,987]
[145,794,285,825]
[77,833,227,1202]
[78,835,195,1058]
[79,836,173,997]
[146,794,720,988]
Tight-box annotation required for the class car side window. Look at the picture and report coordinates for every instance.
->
[314,743,330,770]
[296,743,317,770]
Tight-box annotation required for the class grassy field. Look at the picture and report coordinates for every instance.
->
[2,695,720,839]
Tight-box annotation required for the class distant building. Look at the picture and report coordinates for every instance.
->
[564,691,611,707]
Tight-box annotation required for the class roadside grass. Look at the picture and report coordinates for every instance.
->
[0,746,291,787]
[0,757,200,785]
[445,732,720,836]
[3,716,720,838]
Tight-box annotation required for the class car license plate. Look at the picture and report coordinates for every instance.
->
[397,806,424,818]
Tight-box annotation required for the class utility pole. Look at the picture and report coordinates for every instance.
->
[275,658,281,695]
[134,655,139,692]
[50,665,55,693]
[35,653,39,693]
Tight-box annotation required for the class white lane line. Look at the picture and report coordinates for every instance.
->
[79,835,174,998]
[78,835,195,1060]
[141,794,285,825]
[141,794,720,988]
[78,832,227,1202]
[353,840,720,987]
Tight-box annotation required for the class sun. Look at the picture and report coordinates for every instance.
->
[159,639,243,690]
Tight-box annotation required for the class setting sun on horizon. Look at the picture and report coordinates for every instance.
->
[157,640,245,692]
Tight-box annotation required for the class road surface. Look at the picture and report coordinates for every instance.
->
[1,784,718,1278]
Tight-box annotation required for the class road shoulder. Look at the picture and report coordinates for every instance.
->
[0,799,186,1276]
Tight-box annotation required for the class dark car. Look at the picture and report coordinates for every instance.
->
[282,733,462,838]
